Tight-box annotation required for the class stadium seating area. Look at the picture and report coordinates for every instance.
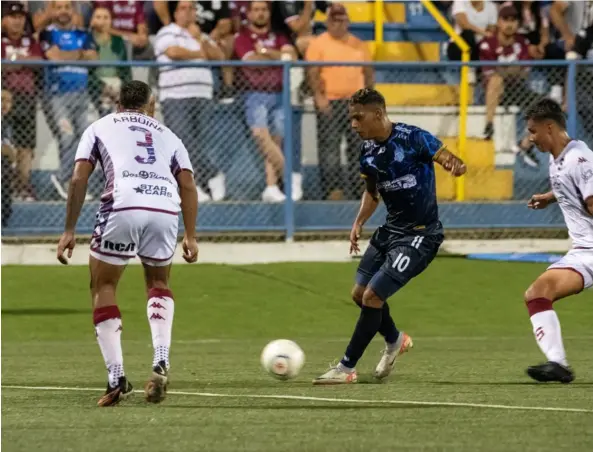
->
[313,1,512,202]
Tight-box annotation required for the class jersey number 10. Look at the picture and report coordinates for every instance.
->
[129,126,156,164]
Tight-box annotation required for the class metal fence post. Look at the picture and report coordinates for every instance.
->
[567,60,577,138]
[282,61,295,242]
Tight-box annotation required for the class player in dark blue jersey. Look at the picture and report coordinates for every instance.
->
[313,88,466,385]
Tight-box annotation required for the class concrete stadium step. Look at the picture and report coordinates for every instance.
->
[373,42,441,61]
[314,23,448,42]
[435,166,514,201]
[314,2,406,23]
[375,68,453,84]
[465,168,514,200]
[440,138,496,168]
[377,83,474,106]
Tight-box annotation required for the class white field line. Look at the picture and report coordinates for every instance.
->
[4,335,592,346]
[2,385,592,414]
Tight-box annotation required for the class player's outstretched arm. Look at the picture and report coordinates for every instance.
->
[350,177,380,255]
[57,161,93,265]
[177,170,199,263]
[528,191,556,210]
[433,148,467,177]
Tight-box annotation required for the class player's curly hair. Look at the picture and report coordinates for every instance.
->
[350,88,386,109]
[525,98,566,129]
[119,80,152,110]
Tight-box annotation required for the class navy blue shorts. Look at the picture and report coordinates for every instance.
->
[355,227,444,301]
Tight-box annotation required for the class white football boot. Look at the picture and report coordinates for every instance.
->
[374,332,414,380]
[312,363,358,385]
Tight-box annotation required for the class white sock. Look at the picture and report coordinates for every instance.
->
[337,362,355,373]
[94,314,125,388]
[530,310,568,366]
[147,289,175,368]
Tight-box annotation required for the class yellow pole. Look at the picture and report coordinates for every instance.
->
[374,0,384,45]
[420,0,469,201]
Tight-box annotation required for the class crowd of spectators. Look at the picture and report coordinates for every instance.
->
[1,1,592,209]
[443,0,593,166]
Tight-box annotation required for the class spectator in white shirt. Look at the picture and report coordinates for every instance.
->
[154,0,226,202]
[447,0,498,61]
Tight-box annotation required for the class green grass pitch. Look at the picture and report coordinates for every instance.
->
[2,258,592,452]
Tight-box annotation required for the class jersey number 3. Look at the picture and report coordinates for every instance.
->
[130,126,156,164]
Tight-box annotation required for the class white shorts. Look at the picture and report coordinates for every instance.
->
[547,248,593,290]
[90,207,178,267]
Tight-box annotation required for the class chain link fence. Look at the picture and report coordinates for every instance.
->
[1,60,590,242]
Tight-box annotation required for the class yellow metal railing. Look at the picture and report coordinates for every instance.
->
[420,0,469,201]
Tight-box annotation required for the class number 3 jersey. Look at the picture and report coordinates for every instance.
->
[75,111,193,214]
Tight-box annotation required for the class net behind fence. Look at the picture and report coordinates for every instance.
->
[2,59,588,241]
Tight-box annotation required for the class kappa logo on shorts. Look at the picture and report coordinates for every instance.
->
[101,240,136,253]
[122,170,173,185]
[133,184,173,197]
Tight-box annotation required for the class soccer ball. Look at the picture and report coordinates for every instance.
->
[260,339,305,380]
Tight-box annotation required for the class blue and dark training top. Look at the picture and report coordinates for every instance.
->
[40,25,96,94]
[359,122,444,236]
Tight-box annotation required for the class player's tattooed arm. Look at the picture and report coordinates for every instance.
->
[350,177,380,254]
[177,170,199,263]
[355,177,380,225]
[64,161,94,232]
[433,147,467,177]
[57,161,93,264]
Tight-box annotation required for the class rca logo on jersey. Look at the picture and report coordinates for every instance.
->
[377,174,417,192]
[133,184,172,197]
[122,170,173,184]
[101,240,136,253]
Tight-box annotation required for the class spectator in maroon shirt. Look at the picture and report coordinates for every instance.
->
[1,1,43,201]
[234,1,300,203]
[93,1,149,53]
[479,3,544,166]
[479,4,534,138]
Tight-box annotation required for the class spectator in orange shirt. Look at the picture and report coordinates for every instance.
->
[306,4,373,200]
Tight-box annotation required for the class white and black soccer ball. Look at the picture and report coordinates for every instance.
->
[260,339,305,380]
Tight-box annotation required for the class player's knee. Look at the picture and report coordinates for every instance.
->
[351,286,364,306]
[361,287,384,308]
[524,278,554,304]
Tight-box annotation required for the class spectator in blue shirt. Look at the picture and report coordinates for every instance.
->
[40,0,97,200]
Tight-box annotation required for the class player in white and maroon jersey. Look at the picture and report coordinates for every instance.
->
[523,98,593,384]
[56,81,199,406]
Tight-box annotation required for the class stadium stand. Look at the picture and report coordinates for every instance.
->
[3,0,590,238]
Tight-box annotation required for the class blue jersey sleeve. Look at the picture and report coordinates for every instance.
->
[410,128,444,162]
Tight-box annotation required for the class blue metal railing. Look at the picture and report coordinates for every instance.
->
[3,59,590,238]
